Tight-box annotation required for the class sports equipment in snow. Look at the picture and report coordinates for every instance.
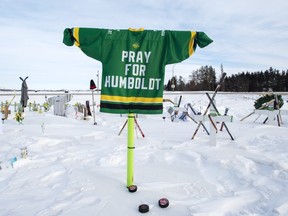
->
[86,101,92,116]
[19,77,29,111]
[191,73,226,139]
[127,184,137,193]
[240,99,275,121]
[206,93,234,140]
[90,79,97,125]
[63,26,213,189]
[138,204,149,213]
[158,198,169,208]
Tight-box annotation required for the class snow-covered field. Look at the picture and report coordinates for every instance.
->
[1,91,288,216]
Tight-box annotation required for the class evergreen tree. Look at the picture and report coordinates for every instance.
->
[188,65,216,91]
[177,76,185,91]
[168,66,288,92]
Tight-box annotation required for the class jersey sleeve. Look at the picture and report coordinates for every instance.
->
[165,31,213,65]
[63,27,104,61]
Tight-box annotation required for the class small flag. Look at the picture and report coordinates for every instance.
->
[90,79,96,90]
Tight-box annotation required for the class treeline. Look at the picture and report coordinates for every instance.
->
[165,66,288,92]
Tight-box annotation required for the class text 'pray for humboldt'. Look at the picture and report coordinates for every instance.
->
[104,50,162,90]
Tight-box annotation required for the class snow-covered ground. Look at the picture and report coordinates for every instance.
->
[1,92,288,216]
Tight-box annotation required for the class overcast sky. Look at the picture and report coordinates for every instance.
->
[1,0,288,90]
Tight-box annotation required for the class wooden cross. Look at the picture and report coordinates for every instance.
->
[1,106,11,121]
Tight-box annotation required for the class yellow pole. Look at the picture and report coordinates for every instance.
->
[127,113,135,187]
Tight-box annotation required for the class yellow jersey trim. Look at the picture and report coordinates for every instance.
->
[189,31,197,56]
[128,28,145,32]
[101,95,162,104]
[73,28,80,47]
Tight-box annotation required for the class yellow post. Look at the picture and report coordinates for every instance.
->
[127,113,135,187]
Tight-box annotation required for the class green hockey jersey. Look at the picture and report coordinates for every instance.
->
[63,27,213,114]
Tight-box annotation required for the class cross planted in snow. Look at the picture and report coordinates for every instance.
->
[1,105,11,122]
[192,93,234,146]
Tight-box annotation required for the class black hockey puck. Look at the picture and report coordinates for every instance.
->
[158,198,169,208]
[138,204,149,213]
[127,185,137,193]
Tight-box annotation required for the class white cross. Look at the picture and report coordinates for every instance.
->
[193,100,233,146]
[254,109,288,125]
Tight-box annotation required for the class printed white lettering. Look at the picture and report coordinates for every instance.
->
[122,51,128,62]
[139,65,146,76]
[136,52,143,63]
[103,75,161,91]
[149,79,155,90]
[132,64,139,76]
[135,78,141,89]
[121,51,152,63]
[129,51,135,62]
[118,50,157,91]
[144,52,151,63]
[128,77,134,89]
[125,64,146,76]
[155,78,161,89]
[105,76,110,87]
[125,64,132,75]
[119,76,127,88]
[111,76,118,87]
[141,78,148,90]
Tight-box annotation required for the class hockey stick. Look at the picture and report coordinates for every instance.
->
[134,118,145,138]
[191,73,226,139]
[177,95,182,107]
[274,94,282,125]
[118,119,128,136]
[253,114,261,123]
[91,91,97,125]
[7,91,16,108]
[187,103,198,115]
[240,111,255,121]
[277,114,280,127]
[187,103,210,134]
[186,103,198,123]
[220,108,229,131]
[90,79,97,125]
[240,99,275,121]
[185,112,198,124]
[208,114,218,132]
[163,98,176,105]
[118,117,145,137]
[206,93,234,140]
